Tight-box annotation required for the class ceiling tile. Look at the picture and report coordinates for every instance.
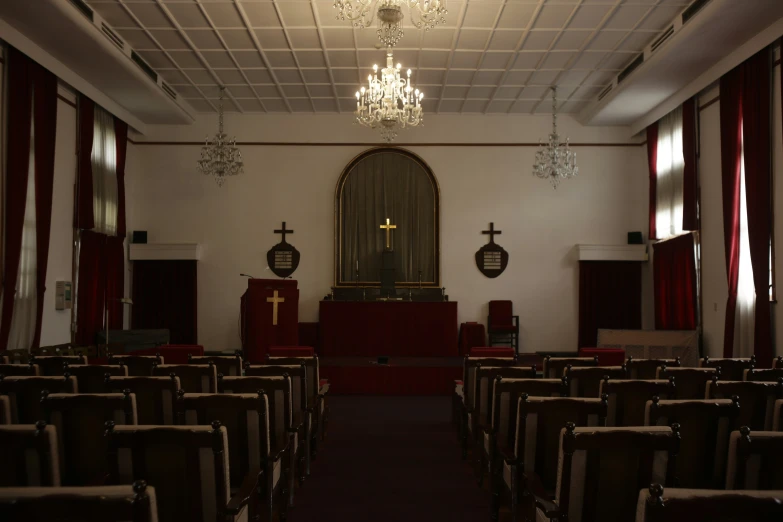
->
[438,100,463,112]
[185,69,217,84]
[522,31,558,51]
[254,85,280,97]
[480,52,513,70]
[618,31,657,52]
[232,51,266,68]
[605,5,652,30]
[418,70,446,84]
[277,3,316,26]
[240,2,280,27]
[275,69,304,83]
[444,86,470,98]
[557,69,591,85]
[185,29,223,49]
[158,69,190,85]
[510,100,537,114]
[488,30,523,51]
[321,28,355,48]
[289,99,314,113]
[254,29,289,49]
[521,86,551,99]
[568,5,613,30]
[581,70,615,86]
[237,99,265,112]
[572,51,606,69]
[541,51,575,69]
[534,5,577,30]
[529,70,561,85]
[195,85,222,98]
[228,86,257,98]
[572,85,605,100]
[354,29,381,49]
[639,6,683,31]
[497,4,537,29]
[313,99,338,112]
[328,50,357,67]
[126,4,173,28]
[332,69,359,83]
[467,86,494,99]
[169,50,204,69]
[339,98,357,112]
[600,52,636,70]
[473,70,504,85]
[336,85,358,98]
[457,30,491,50]
[494,86,522,99]
[419,50,450,68]
[288,28,322,49]
[586,30,629,51]
[165,3,210,29]
[117,29,157,50]
[421,29,456,49]
[309,85,334,97]
[502,70,532,85]
[420,99,437,113]
[464,4,501,28]
[220,30,256,49]
[486,100,514,113]
[560,100,587,113]
[171,85,204,99]
[452,51,483,69]
[201,3,244,28]
[216,69,246,84]
[245,69,273,84]
[187,99,215,112]
[296,51,327,68]
[265,51,297,68]
[202,50,236,68]
[263,99,289,112]
[302,69,332,83]
[462,100,488,113]
[92,3,138,28]
[554,31,592,51]
[136,50,173,69]
[422,86,442,99]
[512,52,545,70]
[446,70,476,84]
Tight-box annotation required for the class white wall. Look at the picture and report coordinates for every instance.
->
[699,65,783,360]
[128,113,648,353]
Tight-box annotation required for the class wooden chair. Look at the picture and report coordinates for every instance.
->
[64,364,128,394]
[0,375,78,423]
[107,354,162,376]
[656,366,717,400]
[774,356,783,369]
[41,391,137,486]
[542,355,597,379]
[725,427,783,490]
[0,355,7,364]
[706,378,783,430]
[599,377,676,427]
[0,396,10,424]
[0,362,40,376]
[178,391,287,522]
[104,375,180,425]
[638,485,783,522]
[565,365,627,397]
[0,482,157,522]
[531,425,679,522]
[0,422,61,486]
[745,368,783,382]
[31,356,87,376]
[701,355,755,381]
[626,356,680,379]
[646,397,740,489]
[106,422,257,522]
[219,375,300,507]
[487,300,519,354]
[499,395,608,521]
[2,349,30,364]
[189,352,243,377]
[775,399,783,431]
[152,362,217,393]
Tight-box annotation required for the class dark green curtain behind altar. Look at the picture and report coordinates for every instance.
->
[340,151,437,284]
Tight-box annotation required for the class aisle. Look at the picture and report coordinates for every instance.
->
[288,396,491,522]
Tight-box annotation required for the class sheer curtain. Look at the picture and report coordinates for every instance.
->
[7,112,37,350]
[655,106,685,239]
[735,129,756,357]
[91,106,117,236]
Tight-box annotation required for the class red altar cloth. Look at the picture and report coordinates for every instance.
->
[319,301,458,357]
[459,322,486,355]
[578,347,626,366]
[269,346,314,357]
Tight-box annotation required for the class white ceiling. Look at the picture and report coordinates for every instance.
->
[83,0,692,115]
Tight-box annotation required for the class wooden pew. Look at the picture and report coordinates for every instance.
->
[104,375,180,425]
[707,378,782,430]
[701,356,755,381]
[0,396,10,425]
[0,375,78,423]
[152,362,217,393]
[725,427,783,490]
[638,485,783,522]
[31,355,87,376]
[63,364,127,394]
[189,352,243,377]
[107,354,162,376]
[565,365,627,397]
[626,356,680,379]
[0,363,40,376]
[599,377,676,426]
[542,355,597,379]
[656,366,717,400]
[745,368,783,382]
[0,422,61,486]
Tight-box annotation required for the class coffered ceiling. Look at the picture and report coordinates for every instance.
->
[83,0,690,115]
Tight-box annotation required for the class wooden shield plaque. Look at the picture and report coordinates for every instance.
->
[476,222,508,278]
[267,222,300,278]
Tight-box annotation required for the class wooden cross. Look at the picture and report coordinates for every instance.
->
[274,222,294,243]
[482,222,502,243]
[266,290,285,326]
[379,218,397,249]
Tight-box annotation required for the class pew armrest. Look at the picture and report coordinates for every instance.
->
[225,471,260,515]
[525,472,560,518]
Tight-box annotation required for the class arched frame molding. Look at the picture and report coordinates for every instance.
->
[334,147,441,287]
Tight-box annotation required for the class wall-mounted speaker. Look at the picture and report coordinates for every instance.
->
[132,231,148,244]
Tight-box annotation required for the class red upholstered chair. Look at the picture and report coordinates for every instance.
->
[578,347,626,366]
[487,301,519,354]
[459,322,486,355]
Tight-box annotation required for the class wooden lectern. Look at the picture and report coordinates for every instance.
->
[241,279,299,363]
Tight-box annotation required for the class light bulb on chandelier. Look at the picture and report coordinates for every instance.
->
[354,48,424,143]
[333,0,448,48]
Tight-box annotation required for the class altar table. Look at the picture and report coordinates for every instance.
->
[319,301,458,357]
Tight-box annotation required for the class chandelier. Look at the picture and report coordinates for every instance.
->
[197,87,243,187]
[333,0,448,48]
[355,49,424,143]
[533,86,578,189]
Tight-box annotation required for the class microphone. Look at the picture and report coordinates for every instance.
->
[240,273,256,279]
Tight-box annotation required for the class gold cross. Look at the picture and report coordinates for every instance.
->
[266,290,285,326]
[379,218,397,249]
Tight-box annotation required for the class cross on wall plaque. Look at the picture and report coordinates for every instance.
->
[475,222,509,278]
[267,221,301,279]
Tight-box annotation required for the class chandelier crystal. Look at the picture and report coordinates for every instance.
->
[355,49,424,143]
[333,0,448,48]
[197,87,243,187]
[533,86,578,189]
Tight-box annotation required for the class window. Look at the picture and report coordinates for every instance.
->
[655,106,685,239]
[91,105,118,236]
[735,127,756,356]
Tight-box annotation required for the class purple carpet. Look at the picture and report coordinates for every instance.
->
[289,396,491,522]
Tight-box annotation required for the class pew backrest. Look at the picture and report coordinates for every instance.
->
[0,422,61,487]
[31,356,87,376]
[219,375,292,451]
[745,368,783,383]
[638,485,783,522]
[542,356,597,379]
[700,356,755,381]
[725,427,783,490]
[599,378,676,427]
[65,364,128,394]
[0,375,78,423]
[189,353,243,377]
[566,365,627,397]
[656,367,717,400]
[626,357,680,380]
[107,355,163,377]
[707,379,782,431]
[104,375,180,425]
[152,363,217,394]
[0,363,40,377]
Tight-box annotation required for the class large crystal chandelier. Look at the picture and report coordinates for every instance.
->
[197,87,243,187]
[334,0,448,48]
[533,86,578,189]
[355,48,424,143]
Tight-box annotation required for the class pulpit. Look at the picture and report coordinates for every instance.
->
[241,279,299,363]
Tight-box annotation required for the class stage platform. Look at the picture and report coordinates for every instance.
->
[319,354,539,395]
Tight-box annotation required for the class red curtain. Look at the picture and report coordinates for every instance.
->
[719,64,744,358]
[76,231,107,345]
[653,233,698,330]
[682,98,699,231]
[105,236,125,330]
[75,95,94,230]
[114,119,128,238]
[577,262,642,349]
[741,48,773,367]
[132,261,198,344]
[646,123,659,241]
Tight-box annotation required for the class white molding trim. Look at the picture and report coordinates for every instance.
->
[129,243,201,261]
[577,244,648,262]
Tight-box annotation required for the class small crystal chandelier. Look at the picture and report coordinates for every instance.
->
[197,87,243,187]
[334,0,448,48]
[355,48,424,143]
[533,86,578,189]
